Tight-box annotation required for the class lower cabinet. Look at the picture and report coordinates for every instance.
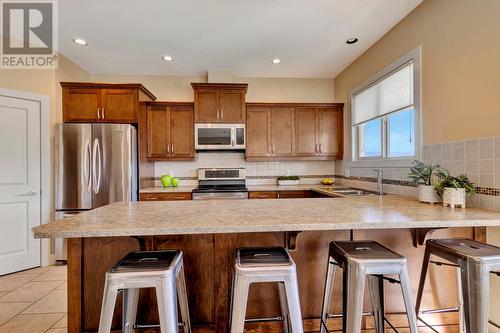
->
[139,192,192,201]
[249,190,314,199]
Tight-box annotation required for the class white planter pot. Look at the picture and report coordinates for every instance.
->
[443,188,466,208]
[277,180,300,186]
[418,185,441,204]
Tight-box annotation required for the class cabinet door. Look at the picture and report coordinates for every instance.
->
[101,89,137,123]
[194,89,219,122]
[271,107,294,157]
[140,192,192,201]
[170,106,195,159]
[63,88,100,122]
[295,108,318,157]
[219,90,245,122]
[317,108,343,158]
[246,107,270,158]
[248,191,278,199]
[147,106,170,158]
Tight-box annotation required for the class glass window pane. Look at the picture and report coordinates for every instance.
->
[358,118,382,158]
[388,108,415,157]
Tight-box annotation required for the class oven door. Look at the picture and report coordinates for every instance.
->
[195,124,245,150]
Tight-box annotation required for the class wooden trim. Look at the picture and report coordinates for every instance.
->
[67,238,83,333]
[191,83,248,91]
[246,102,343,108]
[214,234,230,333]
[60,82,156,101]
[474,226,487,242]
[245,156,341,162]
[146,101,194,107]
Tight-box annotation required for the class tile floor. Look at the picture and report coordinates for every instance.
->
[0,266,67,333]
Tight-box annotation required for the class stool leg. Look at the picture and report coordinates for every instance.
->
[176,263,191,333]
[229,273,249,333]
[455,267,465,333]
[345,262,366,333]
[278,282,290,333]
[399,265,419,333]
[415,245,431,316]
[284,273,304,333]
[156,277,179,333]
[98,277,118,333]
[461,262,489,332]
[367,275,384,333]
[122,288,139,333]
[320,259,336,333]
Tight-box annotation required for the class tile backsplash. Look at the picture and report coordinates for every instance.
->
[154,152,335,186]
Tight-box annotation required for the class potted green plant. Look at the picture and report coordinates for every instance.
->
[407,160,444,204]
[435,170,475,208]
[277,176,300,186]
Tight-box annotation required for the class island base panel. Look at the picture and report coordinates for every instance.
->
[68,228,475,332]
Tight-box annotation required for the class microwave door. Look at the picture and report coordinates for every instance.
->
[196,127,232,149]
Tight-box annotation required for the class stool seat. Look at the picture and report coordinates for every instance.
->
[330,240,404,263]
[111,250,179,272]
[427,238,500,262]
[237,247,292,267]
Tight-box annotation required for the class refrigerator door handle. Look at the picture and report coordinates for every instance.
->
[92,138,102,194]
[96,139,102,193]
[84,139,91,192]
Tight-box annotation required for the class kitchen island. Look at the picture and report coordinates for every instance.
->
[33,195,500,333]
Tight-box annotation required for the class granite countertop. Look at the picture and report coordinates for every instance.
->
[140,186,196,193]
[33,195,500,238]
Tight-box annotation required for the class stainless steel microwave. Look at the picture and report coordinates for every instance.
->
[195,123,245,150]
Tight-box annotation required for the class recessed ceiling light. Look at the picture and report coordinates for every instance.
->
[73,38,87,46]
[163,55,173,62]
[346,38,359,45]
[271,58,281,64]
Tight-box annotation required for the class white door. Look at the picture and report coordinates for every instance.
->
[0,94,41,275]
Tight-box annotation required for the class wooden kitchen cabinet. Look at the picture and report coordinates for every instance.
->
[246,103,344,161]
[146,102,195,161]
[139,192,192,201]
[61,82,156,123]
[192,83,247,123]
[249,190,312,199]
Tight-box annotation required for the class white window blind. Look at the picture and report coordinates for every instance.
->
[352,62,414,125]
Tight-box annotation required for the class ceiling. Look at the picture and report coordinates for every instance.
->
[59,0,423,78]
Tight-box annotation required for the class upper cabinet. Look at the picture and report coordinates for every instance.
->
[146,102,195,161]
[191,83,247,123]
[61,82,156,123]
[246,103,343,161]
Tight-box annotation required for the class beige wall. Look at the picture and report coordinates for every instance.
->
[89,74,335,103]
[334,0,500,148]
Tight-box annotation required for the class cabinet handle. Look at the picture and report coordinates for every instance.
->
[216,109,220,120]
[319,144,322,154]
[171,144,174,153]
[97,108,100,119]
[102,108,105,119]
[167,143,170,153]
[144,196,158,200]
[221,109,224,119]
[272,145,275,155]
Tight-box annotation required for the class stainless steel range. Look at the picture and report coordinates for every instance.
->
[192,168,248,200]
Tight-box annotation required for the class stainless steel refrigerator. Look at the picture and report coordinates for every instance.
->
[54,123,137,261]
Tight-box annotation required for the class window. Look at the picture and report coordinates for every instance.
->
[352,59,418,160]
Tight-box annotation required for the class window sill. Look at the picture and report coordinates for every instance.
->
[345,157,415,169]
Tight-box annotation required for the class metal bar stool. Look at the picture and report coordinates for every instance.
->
[229,246,304,333]
[415,238,500,332]
[320,240,418,333]
[98,250,191,333]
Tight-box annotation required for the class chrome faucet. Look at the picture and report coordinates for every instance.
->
[373,169,384,195]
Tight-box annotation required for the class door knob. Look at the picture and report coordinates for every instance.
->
[21,190,38,196]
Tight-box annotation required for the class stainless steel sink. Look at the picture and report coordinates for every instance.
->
[328,187,385,196]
